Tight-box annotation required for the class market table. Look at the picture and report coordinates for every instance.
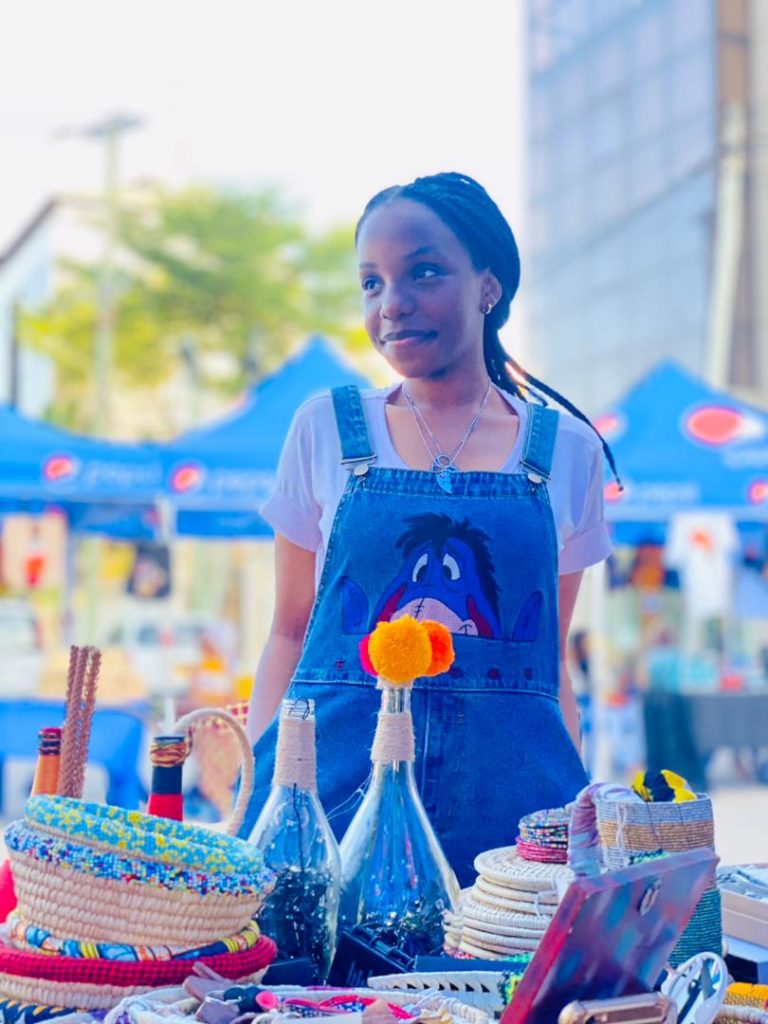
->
[0,698,147,810]
[643,689,768,790]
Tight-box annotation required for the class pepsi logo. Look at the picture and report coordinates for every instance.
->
[171,462,204,493]
[685,405,766,446]
[748,480,768,504]
[43,454,78,483]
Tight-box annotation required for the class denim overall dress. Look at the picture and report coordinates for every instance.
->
[243,386,589,885]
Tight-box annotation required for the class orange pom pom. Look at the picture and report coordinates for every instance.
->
[421,620,455,676]
[367,616,433,685]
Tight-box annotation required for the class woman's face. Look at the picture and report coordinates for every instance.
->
[356,198,492,379]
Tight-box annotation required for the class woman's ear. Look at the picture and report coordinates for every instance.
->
[480,270,503,312]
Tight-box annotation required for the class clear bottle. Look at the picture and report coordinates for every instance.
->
[338,684,460,957]
[247,698,341,982]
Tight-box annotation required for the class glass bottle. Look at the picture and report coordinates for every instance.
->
[338,684,460,957]
[247,698,341,982]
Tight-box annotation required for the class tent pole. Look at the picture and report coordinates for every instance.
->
[588,559,614,781]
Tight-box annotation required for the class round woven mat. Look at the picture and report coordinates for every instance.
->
[474,875,560,903]
[474,846,573,891]
[458,896,554,927]
[462,915,548,940]
[463,923,545,947]
[471,881,559,914]
[460,934,540,957]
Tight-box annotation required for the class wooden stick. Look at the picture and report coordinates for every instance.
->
[72,647,101,799]
[58,645,87,798]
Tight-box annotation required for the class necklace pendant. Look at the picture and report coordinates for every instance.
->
[433,457,457,494]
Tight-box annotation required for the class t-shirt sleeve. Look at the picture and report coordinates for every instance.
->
[558,434,613,575]
[259,403,323,552]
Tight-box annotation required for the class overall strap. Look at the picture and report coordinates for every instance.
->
[519,404,558,483]
[331,386,377,473]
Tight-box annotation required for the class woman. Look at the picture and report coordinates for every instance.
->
[243,172,615,884]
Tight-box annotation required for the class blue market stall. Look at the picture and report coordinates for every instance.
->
[596,359,768,526]
[0,404,163,536]
[160,335,370,537]
[590,360,768,787]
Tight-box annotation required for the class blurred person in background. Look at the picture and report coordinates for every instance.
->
[243,173,617,882]
[567,629,594,774]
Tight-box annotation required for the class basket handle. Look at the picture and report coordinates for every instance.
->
[173,707,253,837]
[568,782,636,878]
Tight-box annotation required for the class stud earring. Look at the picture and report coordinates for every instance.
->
[482,301,494,315]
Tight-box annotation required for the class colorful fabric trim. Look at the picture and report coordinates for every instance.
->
[5,821,272,898]
[0,936,276,985]
[5,912,260,962]
[0,998,73,1024]
[24,796,259,875]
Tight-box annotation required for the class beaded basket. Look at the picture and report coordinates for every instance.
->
[577,786,722,968]
[5,709,272,949]
[0,936,277,1011]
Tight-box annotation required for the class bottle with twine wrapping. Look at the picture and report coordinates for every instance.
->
[338,616,460,956]
[247,698,340,982]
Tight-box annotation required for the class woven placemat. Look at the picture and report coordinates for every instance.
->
[457,897,554,927]
[462,915,549,940]
[473,875,561,903]
[460,934,541,957]
[463,923,545,947]
[474,847,573,891]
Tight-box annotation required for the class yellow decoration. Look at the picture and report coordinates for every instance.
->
[367,616,433,685]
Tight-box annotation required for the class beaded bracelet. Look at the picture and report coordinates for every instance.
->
[5,821,272,898]
[25,796,260,875]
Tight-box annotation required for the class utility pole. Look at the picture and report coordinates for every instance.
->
[56,114,144,643]
[57,113,144,433]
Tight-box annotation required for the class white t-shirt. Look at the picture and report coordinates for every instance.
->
[260,385,612,586]
[665,512,739,620]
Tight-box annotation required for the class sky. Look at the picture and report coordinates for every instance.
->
[2,0,526,242]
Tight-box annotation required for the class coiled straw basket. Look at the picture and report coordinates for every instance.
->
[6,708,272,949]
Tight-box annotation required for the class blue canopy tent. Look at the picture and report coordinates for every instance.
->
[596,360,768,531]
[160,335,370,537]
[0,405,164,537]
[592,361,768,786]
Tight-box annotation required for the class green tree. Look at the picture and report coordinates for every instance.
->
[22,185,361,432]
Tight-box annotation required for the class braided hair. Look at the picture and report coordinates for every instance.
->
[356,171,621,486]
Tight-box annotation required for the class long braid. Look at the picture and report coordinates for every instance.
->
[357,172,622,488]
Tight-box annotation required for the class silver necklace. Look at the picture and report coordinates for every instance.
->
[402,380,492,493]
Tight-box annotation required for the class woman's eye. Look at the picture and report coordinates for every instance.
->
[412,553,429,583]
[413,265,439,281]
[442,554,460,581]
[361,276,380,292]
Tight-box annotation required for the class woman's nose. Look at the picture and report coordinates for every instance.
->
[379,281,415,320]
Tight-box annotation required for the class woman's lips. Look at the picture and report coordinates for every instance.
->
[381,330,437,350]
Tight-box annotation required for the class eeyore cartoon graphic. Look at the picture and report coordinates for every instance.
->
[340,512,542,642]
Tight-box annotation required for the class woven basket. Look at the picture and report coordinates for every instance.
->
[592,789,721,966]
[266,987,493,1024]
[0,935,276,1011]
[6,708,270,949]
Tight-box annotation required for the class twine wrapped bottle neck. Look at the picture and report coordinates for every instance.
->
[273,710,318,792]
[371,683,415,764]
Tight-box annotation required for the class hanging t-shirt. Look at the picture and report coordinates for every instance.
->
[260,385,612,587]
[665,512,739,620]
